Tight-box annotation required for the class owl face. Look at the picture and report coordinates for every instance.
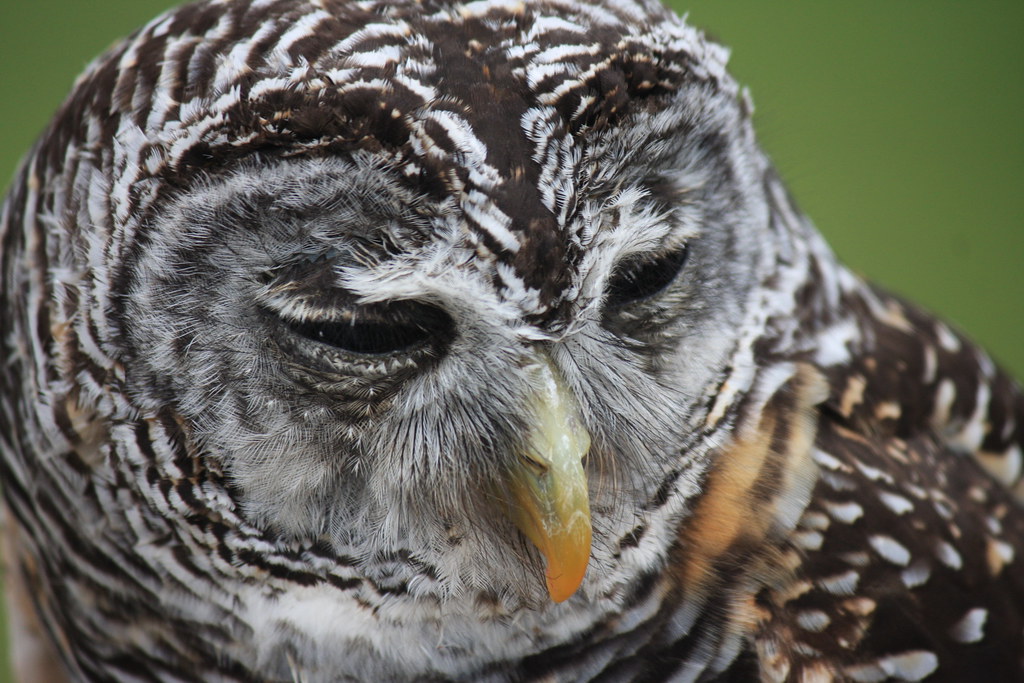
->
[2,0,790,623]
[115,35,769,602]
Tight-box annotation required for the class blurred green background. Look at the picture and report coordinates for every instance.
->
[0,1,1021,680]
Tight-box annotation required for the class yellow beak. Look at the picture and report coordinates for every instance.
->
[506,355,592,603]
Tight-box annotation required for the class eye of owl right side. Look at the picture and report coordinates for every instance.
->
[283,299,455,357]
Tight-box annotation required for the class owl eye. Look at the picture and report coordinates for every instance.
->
[605,246,689,307]
[285,301,454,356]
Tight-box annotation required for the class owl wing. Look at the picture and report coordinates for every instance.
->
[754,284,1024,680]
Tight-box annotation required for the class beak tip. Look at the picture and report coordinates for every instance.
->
[546,569,586,603]
[542,528,591,603]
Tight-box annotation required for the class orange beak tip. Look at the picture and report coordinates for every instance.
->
[541,527,591,603]
[546,565,587,603]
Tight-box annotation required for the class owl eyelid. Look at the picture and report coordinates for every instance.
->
[603,244,689,309]
[275,298,455,358]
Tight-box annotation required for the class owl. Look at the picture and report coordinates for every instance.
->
[1,0,1021,681]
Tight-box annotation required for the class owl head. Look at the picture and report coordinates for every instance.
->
[3,0,817,611]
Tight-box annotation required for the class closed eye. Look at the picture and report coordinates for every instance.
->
[283,300,454,356]
[604,245,689,308]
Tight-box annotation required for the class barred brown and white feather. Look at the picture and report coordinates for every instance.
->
[1,0,1020,681]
